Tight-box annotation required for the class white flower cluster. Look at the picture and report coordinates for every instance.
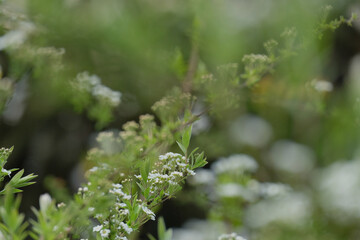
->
[242,54,270,65]
[109,183,131,201]
[92,183,133,239]
[93,225,111,239]
[218,233,247,240]
[316,159,360,222]
[0,147,13,177]
[188,169,215,185]
[136,152,195,195]
[311,79,333,92]
[245,192,311,228]
[0,21,35,50]
[141,205,156,220]
[96,131,122,155]
[74,72,121,106]
[93,215,133,239]
[215,181,290,202]
[211,154,258,175]
[258,182,291,198]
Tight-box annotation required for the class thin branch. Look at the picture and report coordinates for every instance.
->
[182,43,199,93]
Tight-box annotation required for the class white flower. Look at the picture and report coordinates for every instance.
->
[110,188,124,195]
[245,192,311,228]
[269,140,314,174]
[115,236,128,240]
[212,154,258,174]
[100,228,110,238]
[1,168,11,176]
[189,169,215,185]
[217,183,257,201]
[218,232,247,240]
[311,79,333,92]
[88,207,95,212]
[186,169,196,176]
[142,205,156,220]
[316,159,360,222]
[93,225,103,232]
[39,193,52,212]
[89,167,99,172]
[259,183,291,198]
[119,222,133,234]
[112,183,123,189]
[57,202,66,208]
[119,203,127,207]
[123,194,131,200]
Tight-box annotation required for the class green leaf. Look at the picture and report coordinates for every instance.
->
[165,229,173,240]
[176,141,187,156]
[141,159,150,183]
[181,125,192,151]
[192,152,207,169]
[147,233,157,240]
[158,217,166,240]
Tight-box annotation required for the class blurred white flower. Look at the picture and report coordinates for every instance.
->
[229,115,272,148]
[212,154,258,174]
[141,205,156,221]
[217,183,257,201]
[245,192,311,228]
[218,232,247,240]
[39,193,52,213]
[268,140,315,174]
[315,159,360,223]
[259,182,291,198]
[93,225,103,232]
[74,71,122,107]
[1,168,11,176]
[173,219,230,240]
[311,79,333,92]
[0,21,35,50]
[119,222,133,234]
[100,228,110,238]
[96,130,122,155]
[189,169,215,185]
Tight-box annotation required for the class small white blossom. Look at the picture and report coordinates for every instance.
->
[93,225,103,232]
[123,194,131,200]
[212,154,258,174]
[57,202,66,208]
[39,193,52,212]
[100,228,110,238]
[1,168,11,176]
[115,237,128,240]
[142,205,156,220]
[119,222,133,234]
[189,169,215,185]
[89,167,99,172]
[218,232,247,240]
[112,183,123,189]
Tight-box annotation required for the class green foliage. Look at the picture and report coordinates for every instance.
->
[147,217,172,240]
[316,5,358,39]
[0,190,28,240]
[0,147,36,195]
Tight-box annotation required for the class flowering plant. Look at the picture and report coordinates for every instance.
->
[0,1,359,240]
